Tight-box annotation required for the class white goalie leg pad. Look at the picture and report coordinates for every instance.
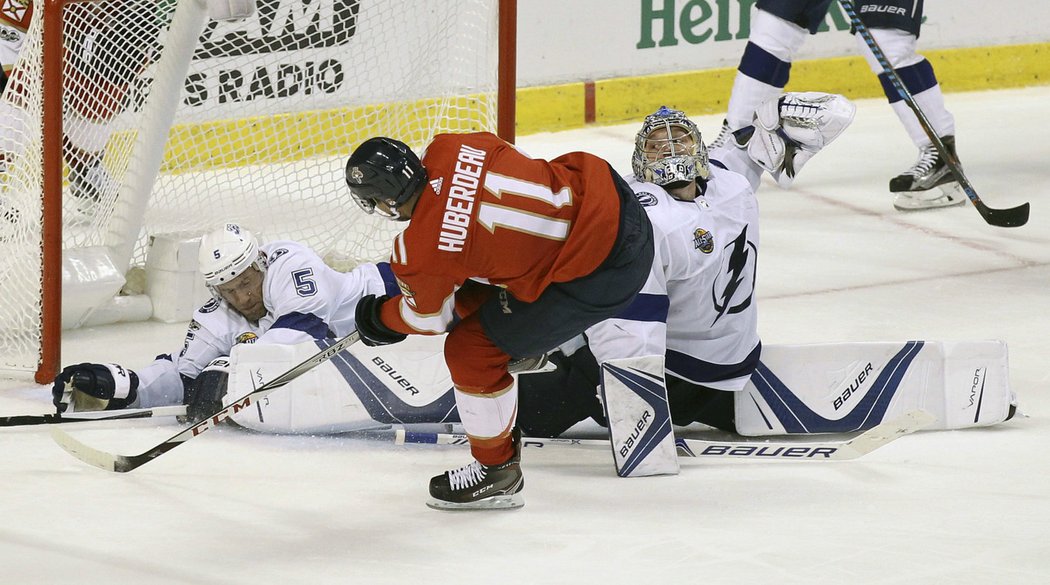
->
[204,0,257,21]
[226,341,389,434]
[599,355,678,477]
[736,341,1014,436]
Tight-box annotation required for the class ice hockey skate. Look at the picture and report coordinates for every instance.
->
[507,353,551,375]
[708,119,732,150]
[890,136,966,211]
[427,428,524,510]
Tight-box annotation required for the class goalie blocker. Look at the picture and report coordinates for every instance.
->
[735,340,1014,436]
[599,355,679,477]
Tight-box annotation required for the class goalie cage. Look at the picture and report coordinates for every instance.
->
[0,0,518,382]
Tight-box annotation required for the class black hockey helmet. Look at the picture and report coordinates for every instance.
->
[345,137,427,221]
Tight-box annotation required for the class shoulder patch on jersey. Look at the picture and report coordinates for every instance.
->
[634,191,659,207]
[268,247,289,263]
[200,298,221,313]
[187,319,201,332]
[179,331,195,358]
[236,332,259,344]
[693,228,714,254]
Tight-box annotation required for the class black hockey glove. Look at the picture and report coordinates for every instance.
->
[51,363,139,413]
[182,358,231,424]
[355,294,408,347]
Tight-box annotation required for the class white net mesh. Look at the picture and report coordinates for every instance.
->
[0,0,500,374]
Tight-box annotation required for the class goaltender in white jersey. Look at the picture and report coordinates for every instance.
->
[518,100,1016,477]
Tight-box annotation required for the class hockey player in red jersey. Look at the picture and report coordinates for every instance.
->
[345,133,654,509]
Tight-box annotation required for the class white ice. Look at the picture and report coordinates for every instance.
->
[2,87,1048,585]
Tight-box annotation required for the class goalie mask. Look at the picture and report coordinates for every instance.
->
[198,223,266,290]
[345,137,427,221]
[632,106,710,192]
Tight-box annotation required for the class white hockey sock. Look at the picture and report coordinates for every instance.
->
[726,9,807,130]
[893,85,956,147]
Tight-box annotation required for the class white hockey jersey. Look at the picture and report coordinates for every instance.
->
[132,241,394,407]
[586,145,763,391]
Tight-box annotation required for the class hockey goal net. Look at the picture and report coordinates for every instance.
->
[0,0,515,382]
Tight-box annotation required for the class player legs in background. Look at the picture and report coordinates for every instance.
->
[717,0,963,210]
[711,0,832,157]
[853,0,965,211]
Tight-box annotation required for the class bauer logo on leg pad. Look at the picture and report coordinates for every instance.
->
[736,341,1013,436]
[600,356,678,477]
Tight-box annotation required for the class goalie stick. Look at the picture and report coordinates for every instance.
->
[1,405,187,427]
[49,331,361,473]
[394,410,935,461]
[838,0,1029,228]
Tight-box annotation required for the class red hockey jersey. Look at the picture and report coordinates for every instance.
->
[380,132,623,335]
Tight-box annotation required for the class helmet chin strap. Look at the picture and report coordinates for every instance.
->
[664,179,699,202]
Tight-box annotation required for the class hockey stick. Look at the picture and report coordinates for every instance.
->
[49,331,361,472]
[394,410,934,461]
[1,405,187,427]
[838,0,1029,228]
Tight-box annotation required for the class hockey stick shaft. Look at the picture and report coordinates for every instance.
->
[395,410,934,461]
[838,0,1029,228]
[1,405,187,427]
[50,331,361,472]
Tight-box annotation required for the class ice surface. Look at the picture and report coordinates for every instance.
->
[1,87,1048,584]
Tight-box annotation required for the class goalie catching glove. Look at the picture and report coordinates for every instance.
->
[747,92,856,187]
[51,363,139,413]
[355,294,408,347]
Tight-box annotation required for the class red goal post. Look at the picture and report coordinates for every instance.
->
[0,0,517,383]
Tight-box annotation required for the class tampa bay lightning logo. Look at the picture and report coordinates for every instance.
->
[268,248,289,263]
[633,191,658,207]
[711,225,756,325]
[200,298,221,313]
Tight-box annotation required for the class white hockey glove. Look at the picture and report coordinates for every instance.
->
[748,92,856,187]
[206,0,257,22]
[51,363,138,413]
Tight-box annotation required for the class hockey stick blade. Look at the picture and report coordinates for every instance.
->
[395,410,935,461]
[50,331,361,473]
[1,405,187,428]
[838,0,1030,228]
[974,199,1029,229]
[819,409,935,460]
